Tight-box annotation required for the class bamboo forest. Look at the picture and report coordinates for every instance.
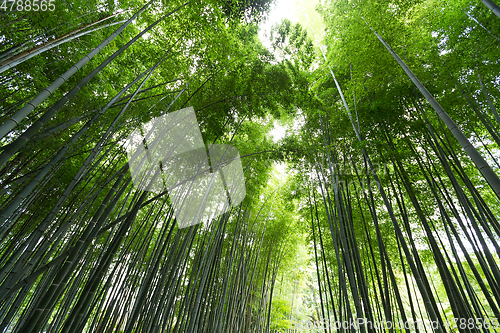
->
[2,0,500,332]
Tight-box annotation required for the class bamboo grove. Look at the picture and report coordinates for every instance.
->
[1,0,500,332]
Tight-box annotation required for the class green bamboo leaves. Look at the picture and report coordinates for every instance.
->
[0,1,297,331]
[1,0,500,331]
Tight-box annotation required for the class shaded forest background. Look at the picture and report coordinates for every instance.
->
[0,0,500,332]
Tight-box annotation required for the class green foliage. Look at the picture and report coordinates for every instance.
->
[1,0,500,331]
[219,0,275,23]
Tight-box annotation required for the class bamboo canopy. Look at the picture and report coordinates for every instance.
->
[0,0,500,332]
